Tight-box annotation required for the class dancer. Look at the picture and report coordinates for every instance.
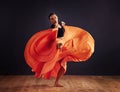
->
[24,13,95,87]
[49,13,66,87]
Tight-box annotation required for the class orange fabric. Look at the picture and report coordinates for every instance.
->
[24,26,95,79]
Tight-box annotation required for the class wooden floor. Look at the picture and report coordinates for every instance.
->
[0,75,120,92]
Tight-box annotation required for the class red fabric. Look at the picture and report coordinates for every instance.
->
[24,26,95,79]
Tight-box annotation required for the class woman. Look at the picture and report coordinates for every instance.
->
[48,13,66,87]
[24,13,95,87]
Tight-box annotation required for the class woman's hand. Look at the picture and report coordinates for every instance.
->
[61,21,65,26]
[56,37,64,49]
[52,28,58,31]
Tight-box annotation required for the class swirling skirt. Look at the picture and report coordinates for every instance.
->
[24,26,95,79]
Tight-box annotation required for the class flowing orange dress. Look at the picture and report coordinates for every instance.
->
[24,26,95,79]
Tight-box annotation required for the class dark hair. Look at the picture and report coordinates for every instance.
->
[48,13,57,19]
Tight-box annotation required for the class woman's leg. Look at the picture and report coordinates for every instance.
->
[54,38,65,87]
[54,66,65,87]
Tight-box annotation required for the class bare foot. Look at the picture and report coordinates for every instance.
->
[54,83,63,87]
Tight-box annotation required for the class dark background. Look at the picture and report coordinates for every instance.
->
[0,0,120,75]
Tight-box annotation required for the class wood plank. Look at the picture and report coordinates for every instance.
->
[0,75,120,92]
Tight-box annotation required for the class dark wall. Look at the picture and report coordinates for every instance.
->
[0,0,120,75]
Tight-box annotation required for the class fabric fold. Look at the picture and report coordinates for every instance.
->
[24,26,95,79]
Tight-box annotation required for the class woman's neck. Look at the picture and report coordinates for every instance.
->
[54,23,61,28]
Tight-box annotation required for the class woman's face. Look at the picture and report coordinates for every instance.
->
[49,14,58,24]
